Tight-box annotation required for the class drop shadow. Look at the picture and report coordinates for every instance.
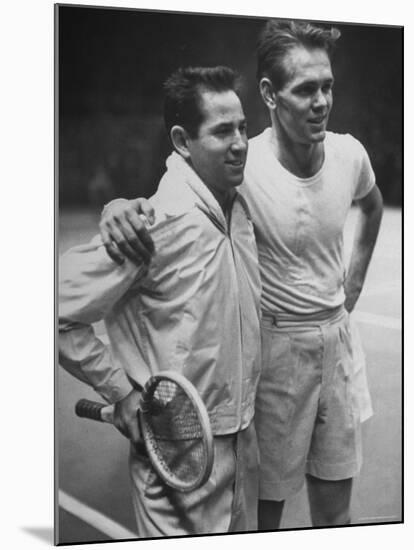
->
[21,526,54,545]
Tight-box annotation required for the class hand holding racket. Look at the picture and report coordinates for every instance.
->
[75,371,214,492]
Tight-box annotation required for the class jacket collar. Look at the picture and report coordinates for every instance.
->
[163,152,234,231]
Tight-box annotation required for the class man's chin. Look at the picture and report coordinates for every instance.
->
[307,130,326,143]
[225,170,245,187]
[232,176,244,187]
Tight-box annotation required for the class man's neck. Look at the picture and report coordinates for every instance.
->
[271,125,325,179]
[210,187,236,219]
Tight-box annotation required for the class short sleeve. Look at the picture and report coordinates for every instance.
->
[353,139,376,201]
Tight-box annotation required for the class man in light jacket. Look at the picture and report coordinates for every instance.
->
[59,66,262,537]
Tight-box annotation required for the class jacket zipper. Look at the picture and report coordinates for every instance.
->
[227,200,244,431]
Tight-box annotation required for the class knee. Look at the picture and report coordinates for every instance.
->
[306,475,353,527]
[314,507,351,527]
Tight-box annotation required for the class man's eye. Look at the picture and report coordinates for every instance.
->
[322,83,333,93]
[297,86,314,96]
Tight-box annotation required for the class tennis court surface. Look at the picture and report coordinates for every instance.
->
[56,207,402,544]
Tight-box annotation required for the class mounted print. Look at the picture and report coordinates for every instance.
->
[55,3,403,545]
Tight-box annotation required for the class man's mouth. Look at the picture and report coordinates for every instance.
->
[308,116,327,125]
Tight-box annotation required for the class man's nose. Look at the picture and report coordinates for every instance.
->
[313,89,329,110]
[231,131,248,151]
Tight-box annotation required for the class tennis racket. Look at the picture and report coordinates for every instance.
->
[75,370,214,492]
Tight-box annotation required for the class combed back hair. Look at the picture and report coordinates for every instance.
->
[163,66,242,138]
[257,19,341,91]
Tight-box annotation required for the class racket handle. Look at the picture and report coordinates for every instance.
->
[75,399,114,423]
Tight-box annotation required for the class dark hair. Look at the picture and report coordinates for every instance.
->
[257,19,341,91]
[163,66,242,138]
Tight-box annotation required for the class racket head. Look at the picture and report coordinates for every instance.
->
[139,370,214,492]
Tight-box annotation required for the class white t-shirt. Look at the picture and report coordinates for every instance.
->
[241,128,375,315]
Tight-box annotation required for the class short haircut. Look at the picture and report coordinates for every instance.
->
[257,19,341,91]
[163,66,242,138]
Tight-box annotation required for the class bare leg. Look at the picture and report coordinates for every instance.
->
[258,499,285,531]
[306,474,353,527]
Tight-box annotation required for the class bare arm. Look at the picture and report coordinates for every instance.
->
[344,185,384,312]
[100,198,156,265]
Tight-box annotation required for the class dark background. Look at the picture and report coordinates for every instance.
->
[57,5,403,207]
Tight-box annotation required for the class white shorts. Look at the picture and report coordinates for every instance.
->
[255,307,363,501]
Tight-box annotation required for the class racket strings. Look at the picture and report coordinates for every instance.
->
[142,379,208,487]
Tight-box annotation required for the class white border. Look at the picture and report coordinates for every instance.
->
[2,1,409,549]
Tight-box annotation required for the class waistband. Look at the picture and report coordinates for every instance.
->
[261,305,346,329]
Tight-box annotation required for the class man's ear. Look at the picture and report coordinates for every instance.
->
[170,125,191,159]
[259,78,277,110]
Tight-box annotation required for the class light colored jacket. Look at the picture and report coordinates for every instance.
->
[59,153,262,435]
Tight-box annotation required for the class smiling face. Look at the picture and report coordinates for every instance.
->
[275,46,334,145]
[185,89,248,199]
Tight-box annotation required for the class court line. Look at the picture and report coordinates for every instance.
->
[354,311,401,331]
[59,490,138,540]
[358,516,401,522]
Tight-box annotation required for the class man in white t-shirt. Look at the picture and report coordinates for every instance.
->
[96,20,383,529]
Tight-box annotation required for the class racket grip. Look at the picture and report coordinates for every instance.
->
[75,399,107,422]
